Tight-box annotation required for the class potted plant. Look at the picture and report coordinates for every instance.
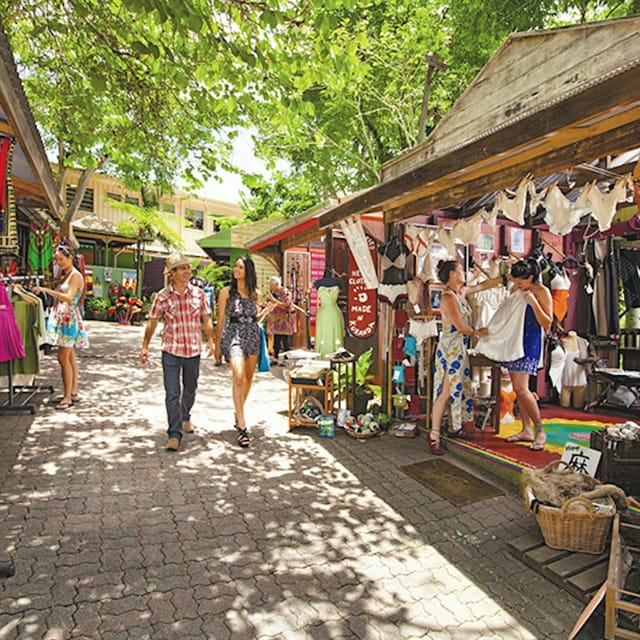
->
[84,296,111,321]
[352,347,381,416]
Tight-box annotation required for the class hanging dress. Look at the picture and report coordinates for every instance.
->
[45,278,89,349]
[221,294,260,360]
[315,286,344,358]
[0,281,26,362]
[432,293,474,430]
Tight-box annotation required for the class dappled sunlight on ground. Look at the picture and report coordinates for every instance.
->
[0,321,604,638]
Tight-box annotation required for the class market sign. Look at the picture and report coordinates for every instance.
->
[347,236,377,338]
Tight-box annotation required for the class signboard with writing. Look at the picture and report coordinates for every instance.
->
[347,236,377,339]
[561,442,601,477]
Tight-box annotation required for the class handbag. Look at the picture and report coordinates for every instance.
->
[258,325,270,372]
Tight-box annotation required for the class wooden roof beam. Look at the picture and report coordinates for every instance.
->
[385,118,640,223]
[318,66,640,229]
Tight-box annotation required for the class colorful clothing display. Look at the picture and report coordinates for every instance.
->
[45,281,89,348]
[221,294,260,360]
[432,294,474,430]
[0,281,25,362]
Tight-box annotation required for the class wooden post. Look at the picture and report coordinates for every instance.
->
[417,55,447,144]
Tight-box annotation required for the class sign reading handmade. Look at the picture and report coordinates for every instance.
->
[347,234,377,339]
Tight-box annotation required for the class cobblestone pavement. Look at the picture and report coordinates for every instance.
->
[0,320,603,639]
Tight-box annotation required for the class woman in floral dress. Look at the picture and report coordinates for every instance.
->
[265,275,295,362]
[216,256,264,448]
[34,245,89,410]
[429,260,501,455]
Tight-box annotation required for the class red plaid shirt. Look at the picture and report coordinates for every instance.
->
[149,283,211,357]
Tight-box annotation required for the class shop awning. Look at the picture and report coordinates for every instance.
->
[317,15,640,229]
[0,27,61,220]
[198,218,284,261]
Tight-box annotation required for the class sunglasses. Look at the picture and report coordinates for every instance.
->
[56,245,72,257]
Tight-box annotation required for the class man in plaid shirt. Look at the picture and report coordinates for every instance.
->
[139,253,215,451]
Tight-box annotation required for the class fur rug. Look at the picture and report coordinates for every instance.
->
[521,460,628,510]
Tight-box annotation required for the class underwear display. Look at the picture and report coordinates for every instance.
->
[378,283,408,306]
[550,269,571,322]
[452,212,482,246]
[493,177,531,226]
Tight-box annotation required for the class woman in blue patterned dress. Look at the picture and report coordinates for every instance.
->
[34,245,89,410]
[500,260,553,451]
[216,256,264,448]
[429,260,501,455]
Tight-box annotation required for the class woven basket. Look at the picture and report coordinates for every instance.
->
[344,425,380,442]
[531,495,615,554]
[522,460,616,554]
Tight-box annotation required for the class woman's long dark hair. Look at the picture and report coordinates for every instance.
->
[510,259,540,282]
[55,244,80,276]
[230,255,257,299]
[436,259,458,284]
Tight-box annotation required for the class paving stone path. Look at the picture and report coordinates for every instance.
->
[0,320,603,639]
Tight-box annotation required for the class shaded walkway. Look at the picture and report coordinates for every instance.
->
[0,321,602,639]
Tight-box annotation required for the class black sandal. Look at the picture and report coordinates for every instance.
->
[236,428,250,448]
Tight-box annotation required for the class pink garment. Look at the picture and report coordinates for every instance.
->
[0,281,26,362]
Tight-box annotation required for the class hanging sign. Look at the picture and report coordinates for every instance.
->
[347,236,377,339]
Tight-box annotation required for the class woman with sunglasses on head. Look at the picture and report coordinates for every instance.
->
[215,256,266,448]
[34,244,89,410]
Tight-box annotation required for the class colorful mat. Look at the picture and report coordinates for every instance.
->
[499,417,616,456]
[444,411,640,516]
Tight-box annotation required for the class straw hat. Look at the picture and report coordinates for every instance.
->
[164,252,191,275]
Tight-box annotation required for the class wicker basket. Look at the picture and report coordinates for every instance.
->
[522,460,616,554]
[531,495,616,554]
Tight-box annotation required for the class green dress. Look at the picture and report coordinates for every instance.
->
[315,286,344,358]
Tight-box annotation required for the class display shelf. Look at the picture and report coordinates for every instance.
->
[288,374,334,431]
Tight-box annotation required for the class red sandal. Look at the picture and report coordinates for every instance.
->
[428,437,445,456]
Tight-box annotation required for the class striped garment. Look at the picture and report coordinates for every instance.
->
[149,283,210,358]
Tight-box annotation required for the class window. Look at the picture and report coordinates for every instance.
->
[125,195,139,206]
[185,208,204,230]
[106,192,122,202]
[65,186,94,212]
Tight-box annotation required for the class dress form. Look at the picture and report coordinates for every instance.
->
[560,331,588,409]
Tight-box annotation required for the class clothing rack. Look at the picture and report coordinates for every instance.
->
[0,274,54,413]
[0,360,54,414]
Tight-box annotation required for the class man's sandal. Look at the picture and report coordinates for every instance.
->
[236,428,250,448]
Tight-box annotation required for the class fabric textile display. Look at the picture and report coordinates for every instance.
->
[0,280,25,362]
[339,215,378,290]
[0,136,18,253]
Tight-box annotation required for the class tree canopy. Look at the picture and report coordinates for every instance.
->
[2,0,638,226]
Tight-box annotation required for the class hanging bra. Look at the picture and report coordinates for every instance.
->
[381,251,406,271]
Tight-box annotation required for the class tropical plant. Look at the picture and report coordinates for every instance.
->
[109,192,184,297]
[84,296,111,320]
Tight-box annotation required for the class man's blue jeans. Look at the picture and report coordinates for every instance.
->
[161,351,200,440]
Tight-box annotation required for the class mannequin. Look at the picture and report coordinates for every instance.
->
[377,236,410,305]
[559,331,591,409]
